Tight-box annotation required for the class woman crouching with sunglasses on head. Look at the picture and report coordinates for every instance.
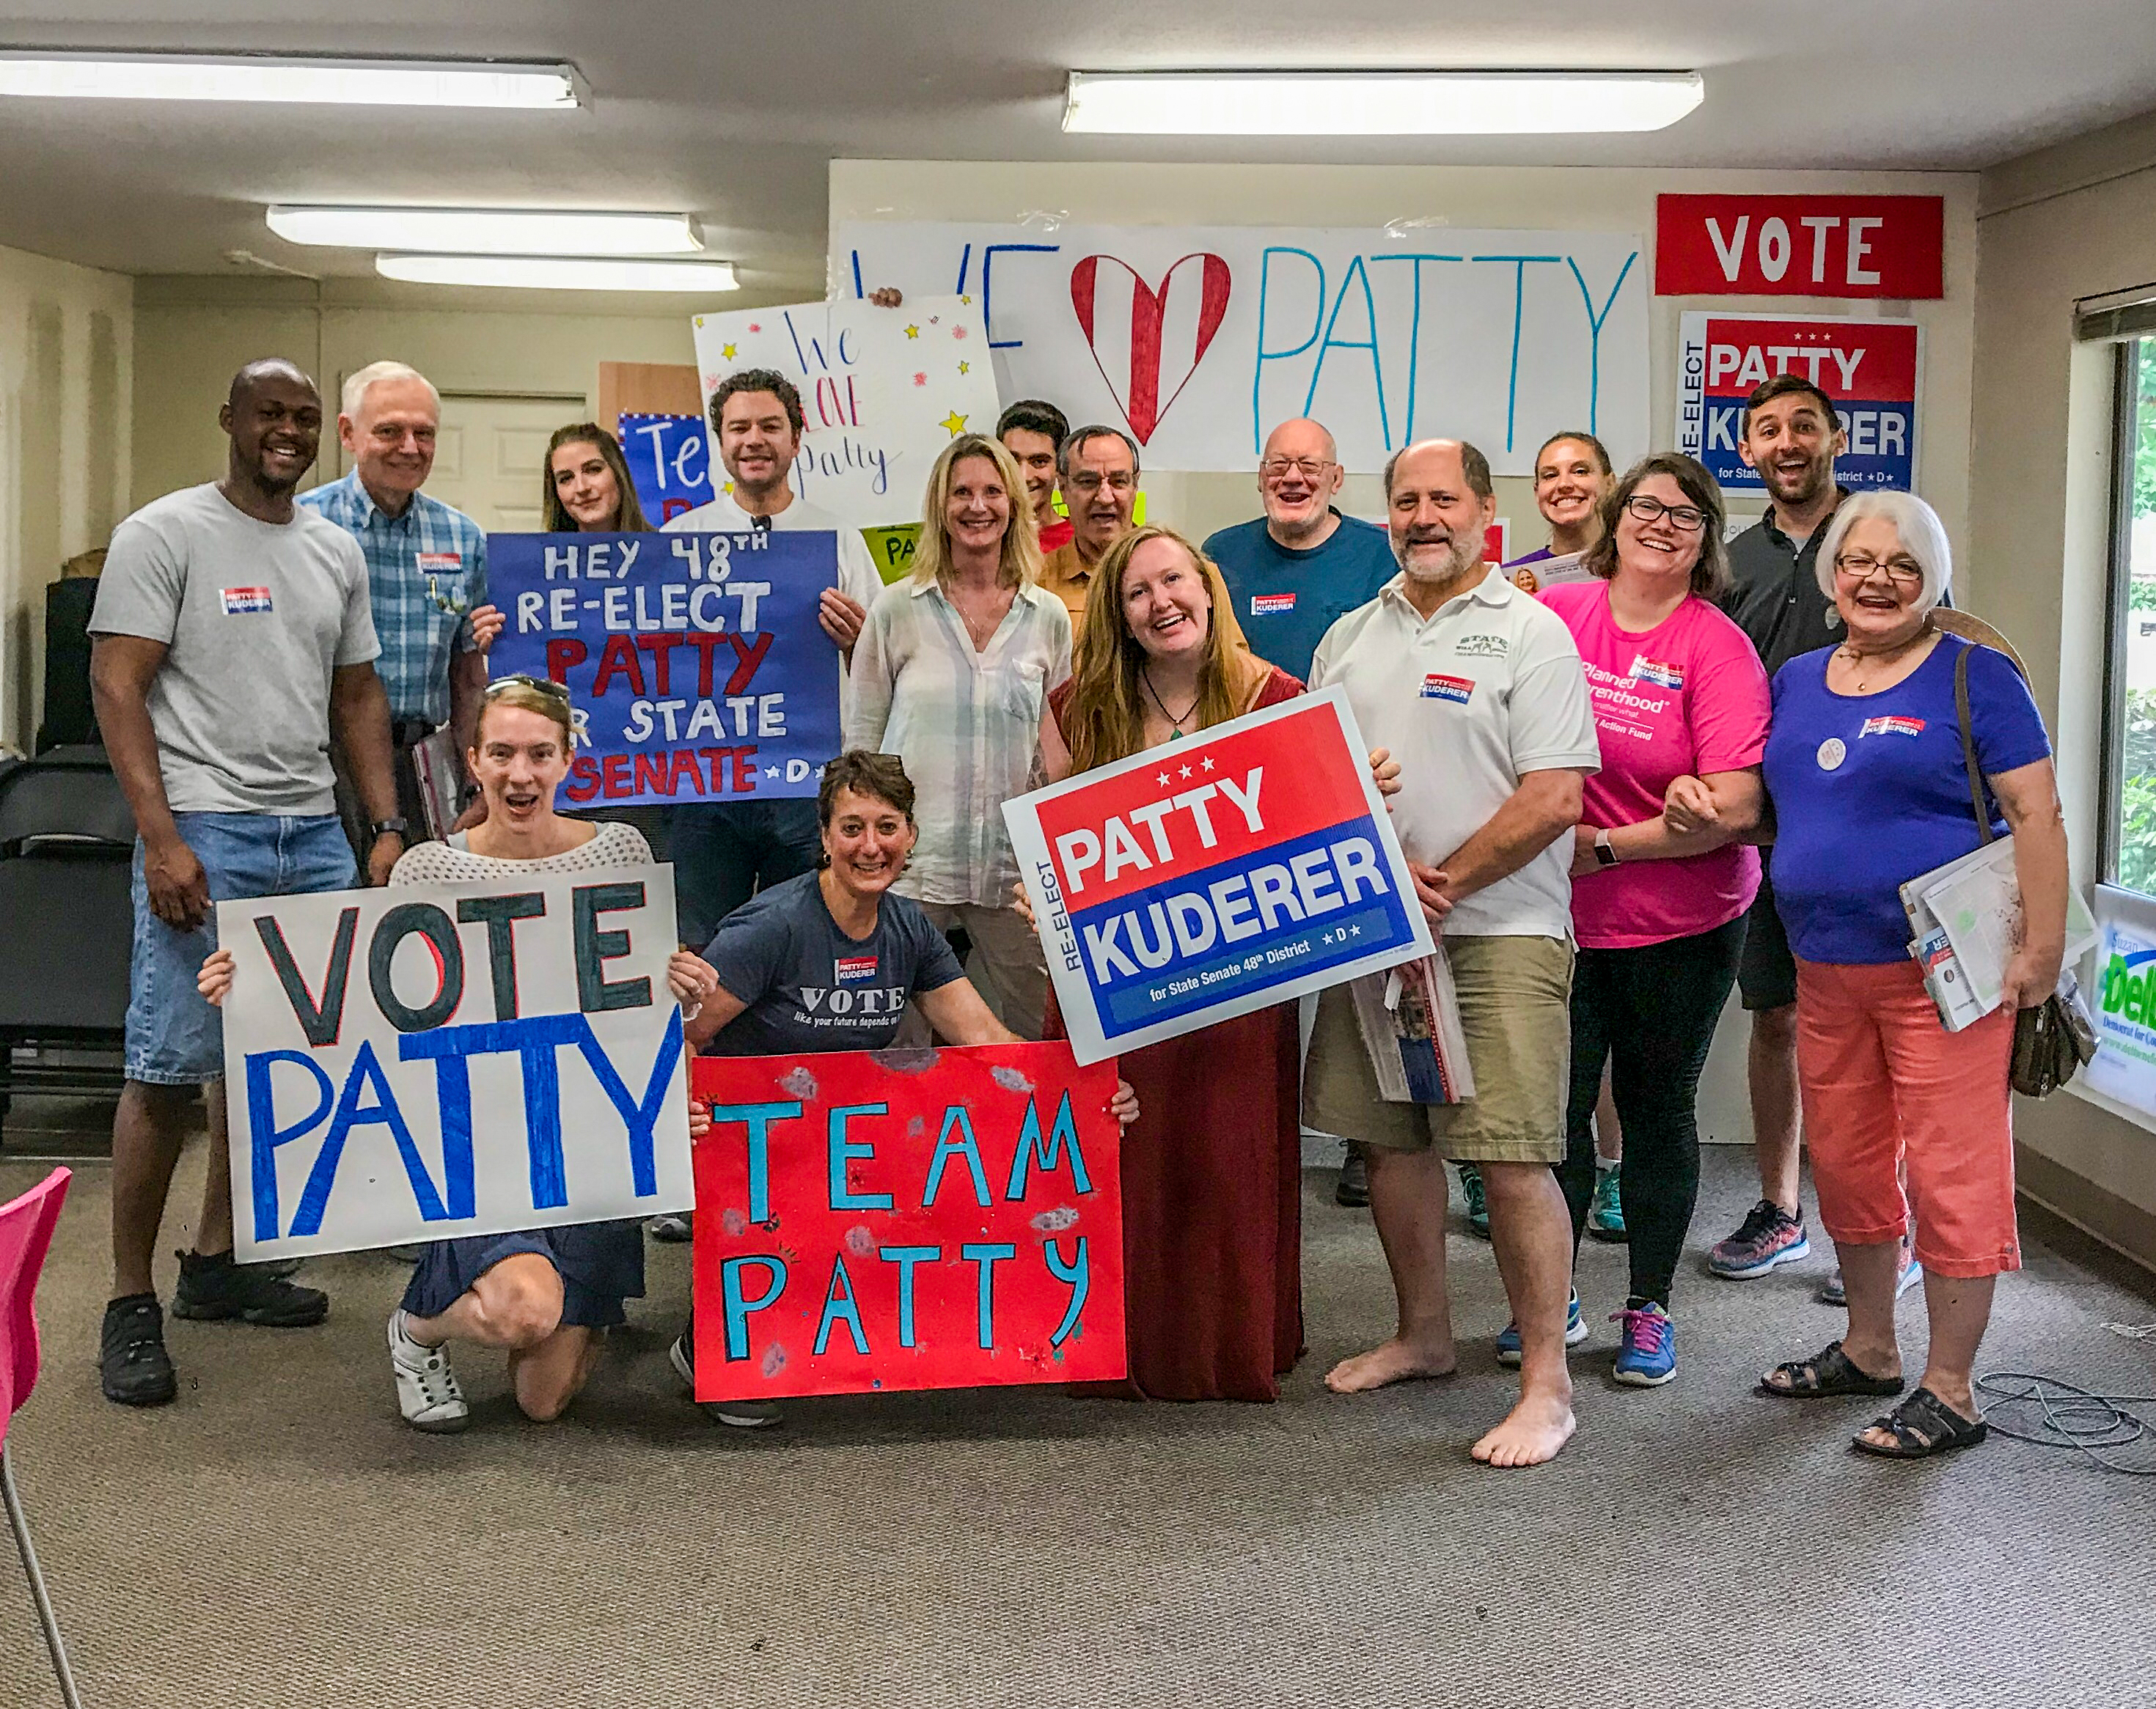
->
[201,675,726,1432]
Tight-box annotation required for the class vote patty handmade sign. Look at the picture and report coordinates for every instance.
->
[616,411,714,525]
[488,530,842,806]
[689,1043,1126,1400]
[1005,686,1433,1065]
[220,868,692,1262]
[832,221,1649,477]
[689,294,1003,531]
[1675,312,1922,493]
[1654,195,1945,299]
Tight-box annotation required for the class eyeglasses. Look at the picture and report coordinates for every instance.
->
[1623,493,1708,533]
[483,673,573,704]
[1259,457,1337,482]
[1834,551,1925,587]
[1066,471,1136,494]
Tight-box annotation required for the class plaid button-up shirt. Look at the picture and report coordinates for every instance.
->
[298,471,488,727]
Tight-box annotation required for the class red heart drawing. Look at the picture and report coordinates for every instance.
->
[1069,252,1232,443]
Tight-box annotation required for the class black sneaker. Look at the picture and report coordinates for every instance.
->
[1334,1147,1370,1208]
[100,1294,177,1406]
[670,1326,780,1429]
[170,1249,329,1326]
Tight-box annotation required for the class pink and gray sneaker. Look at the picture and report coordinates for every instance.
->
[1708,1199,1811,1279]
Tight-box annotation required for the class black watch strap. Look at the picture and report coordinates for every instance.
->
[371,817,411,840]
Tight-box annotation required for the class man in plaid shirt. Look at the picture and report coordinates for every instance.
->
[300,361,503,851]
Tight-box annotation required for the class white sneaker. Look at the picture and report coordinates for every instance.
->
[388,1309,469,1433]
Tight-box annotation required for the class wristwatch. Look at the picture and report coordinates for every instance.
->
[1592,829,1619,868]
[371,817,411,842]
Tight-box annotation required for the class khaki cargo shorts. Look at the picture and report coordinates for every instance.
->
[1303,933,1573,1166]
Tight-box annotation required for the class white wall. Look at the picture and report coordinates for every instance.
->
[130,275,710,507]
[0,241,132,754]
[1969,109,2156,1265]
[831,160,1981,565]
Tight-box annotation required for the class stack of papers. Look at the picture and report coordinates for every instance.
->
[1346,950,1477,1105]
[1899,836,2098,1030]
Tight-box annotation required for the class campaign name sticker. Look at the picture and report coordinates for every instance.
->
[1420,672,1475,705]
[1003,686,1434,1065]
[1860,715,1926,738]
[834,955,879,984]
[1250,592,1297,615]
[1675,312,1921,493]
[1629,655,1684,690]
[415,553,463,573]
[221,587,273,614]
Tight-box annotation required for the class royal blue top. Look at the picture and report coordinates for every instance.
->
[1762,636,2051,966]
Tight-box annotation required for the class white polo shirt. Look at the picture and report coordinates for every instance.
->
[1310,567,1599,940]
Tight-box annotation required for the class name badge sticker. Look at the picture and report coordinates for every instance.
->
[1420,672,1475,705]
[1250,593,1296,616]
[834,955,879,984]
[221,587,273,615]
[415,553,463,573]
[1860,716,1926,738]
[1629,655,1685,691]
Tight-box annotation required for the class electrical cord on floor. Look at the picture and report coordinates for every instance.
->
[1977,1323,2156,1474]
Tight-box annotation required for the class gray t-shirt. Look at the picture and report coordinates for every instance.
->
[90,482,379,816]
[703,870,964,1056]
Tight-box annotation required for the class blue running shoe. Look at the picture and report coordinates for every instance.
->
[1496,1290,1591,1367]
[1613,1303,1676,1386]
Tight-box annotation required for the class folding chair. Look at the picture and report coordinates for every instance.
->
[0,1167,82,1708]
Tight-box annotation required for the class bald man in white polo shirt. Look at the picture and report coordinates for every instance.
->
[1306,438,1599,1468]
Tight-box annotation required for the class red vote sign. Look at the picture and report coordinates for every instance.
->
[689,1043,1126,1400]
[1654,195,1943,299]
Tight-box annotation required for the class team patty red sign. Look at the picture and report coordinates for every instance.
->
[1003,686,1432,1065]
[1654,194,1944,299]
[689,1043,1125,1400]
[1676,313,1922,493]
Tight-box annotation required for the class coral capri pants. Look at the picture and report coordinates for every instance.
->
[1794,958,2021,1279]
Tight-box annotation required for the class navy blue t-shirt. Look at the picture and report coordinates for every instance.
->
[1763,637,2052,966]
[702,871,965,1056]
[1202,510,1398,683]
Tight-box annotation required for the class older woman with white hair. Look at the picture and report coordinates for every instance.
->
[1676,488,2066,1458]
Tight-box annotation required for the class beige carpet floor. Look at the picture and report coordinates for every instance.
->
[1,1125,2153,1708]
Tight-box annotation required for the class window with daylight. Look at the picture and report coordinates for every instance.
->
[2104,336,2156,892]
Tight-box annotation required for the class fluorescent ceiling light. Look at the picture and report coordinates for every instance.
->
[0,52,581,108]
[1064,70,1703,135]
[271,206,700,256]
[375,254,739,293]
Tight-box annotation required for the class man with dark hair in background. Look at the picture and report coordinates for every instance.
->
[1038,424,1140,630]
[997,398,1073,554]
[89,358,405,1405]
[1707,375,1922,1306]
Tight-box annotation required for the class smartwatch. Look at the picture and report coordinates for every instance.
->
[371,817,411,842]
[1592,829,1618,869]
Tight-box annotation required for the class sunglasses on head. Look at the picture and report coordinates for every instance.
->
[481,673,573,705]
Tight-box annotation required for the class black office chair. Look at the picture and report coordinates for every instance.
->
[0,752,133,1130]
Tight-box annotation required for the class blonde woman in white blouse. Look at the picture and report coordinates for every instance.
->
[202,677,725,1433]
[847,434,1072,1038]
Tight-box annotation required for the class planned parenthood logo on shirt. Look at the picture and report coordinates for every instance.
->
[1004,688,1433,1065]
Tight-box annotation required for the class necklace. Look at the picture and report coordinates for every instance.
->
[1834,622,1935,692]
[1140,667,1200,738]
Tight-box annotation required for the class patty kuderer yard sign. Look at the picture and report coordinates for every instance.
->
[1004,686,1433,1065]
[219,867,692,1262]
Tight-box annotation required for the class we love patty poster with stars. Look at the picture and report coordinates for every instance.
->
[689,293,1004,529]
[486,529,841,806]
[1005,687,1433,1064]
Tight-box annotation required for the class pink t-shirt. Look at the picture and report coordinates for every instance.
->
[1539,581,1770,949]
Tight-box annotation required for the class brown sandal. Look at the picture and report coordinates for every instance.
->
[1759,1340,1904,1400]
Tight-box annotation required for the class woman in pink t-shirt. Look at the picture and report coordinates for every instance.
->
[1539,453,1770,1389]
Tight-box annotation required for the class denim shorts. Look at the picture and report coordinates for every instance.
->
[125,812,357,1086]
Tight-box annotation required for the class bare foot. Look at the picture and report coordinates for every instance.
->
[1325,1336,1457,1393]
[1470,1391,1576,1467]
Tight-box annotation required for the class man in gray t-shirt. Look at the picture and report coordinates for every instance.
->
[87,357,406,1409]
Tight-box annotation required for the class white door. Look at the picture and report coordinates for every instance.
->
[409,393,585,534]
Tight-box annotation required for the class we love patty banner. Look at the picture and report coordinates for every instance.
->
[689,1043,1126,1400]
[1004,687,1434,1065]
[831,221,1650,477]
[488,529,843,807]
[220,868,692,1262]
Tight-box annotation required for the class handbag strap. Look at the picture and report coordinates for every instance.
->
[1953,641,1997,848]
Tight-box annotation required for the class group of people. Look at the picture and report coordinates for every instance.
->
[84,342,2067,1471]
